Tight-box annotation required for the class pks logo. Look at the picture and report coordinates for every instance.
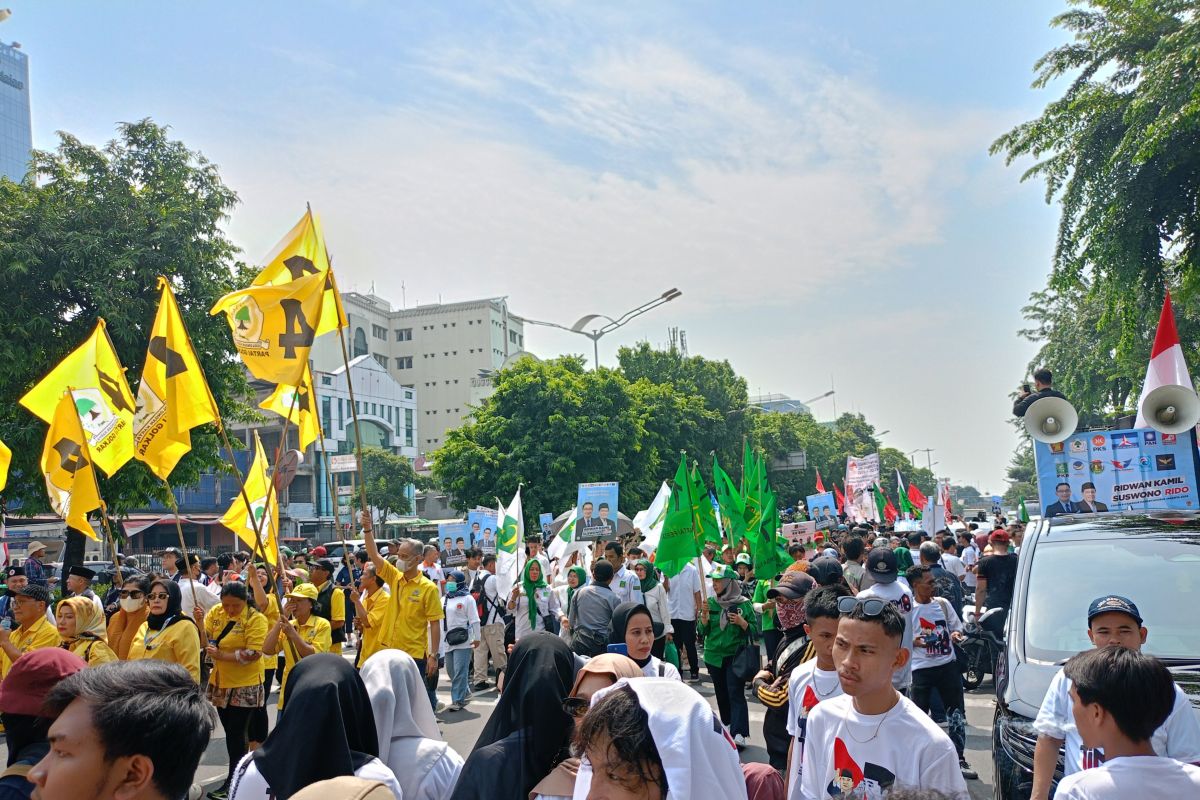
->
[1091,435,1107,448]
[1112,434,1139,449]
[1111,459,1133,471]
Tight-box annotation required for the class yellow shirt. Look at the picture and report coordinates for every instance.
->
[314,580,346,655]
[358,588,391,666]
[259,593,281,677]
[128,620,202,683]
[1,616,61,678]
[64,637,119,667]
[267,615,331,708]
[376,559,442,659]
[203,605,268,689]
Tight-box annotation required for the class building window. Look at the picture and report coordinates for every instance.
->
[451,322,456,327]
[405,409,414,446]
[321,375,332,386]
[452,350,457,355]
[337,398,344,429]
[372,324,388,340]
[395,328,412,341]
[322,397,332,438]
[509,330,518,344]
[353,327,368,357]
[372,353,388,368]
[396,356,413,369]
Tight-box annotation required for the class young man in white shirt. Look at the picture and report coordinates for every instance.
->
[666,560,702,681]
[604,541,637,604]
[1031,595,1200,799]
[785,585,850,800]
[799,597,968,800]
[957,531,979,593]
[938,536,966,585]
[1054,646,1200,799]
[856,548,915,693]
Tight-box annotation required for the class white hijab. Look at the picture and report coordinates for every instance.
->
[360,650,454,797]
[572,678,748,800]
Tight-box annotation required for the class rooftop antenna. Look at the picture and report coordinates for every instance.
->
[401,281,406,308]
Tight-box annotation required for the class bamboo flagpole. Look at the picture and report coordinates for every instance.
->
[160,479,205,614]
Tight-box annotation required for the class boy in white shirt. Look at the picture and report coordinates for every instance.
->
[856,548,915,692]
[799,597,968,800]
[1054,646,1200,799]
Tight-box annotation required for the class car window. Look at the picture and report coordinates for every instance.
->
[1023,533,1200,662]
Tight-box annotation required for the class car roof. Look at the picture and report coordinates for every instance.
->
[1037,511,1200,540]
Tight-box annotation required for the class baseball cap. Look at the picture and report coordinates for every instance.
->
[989,529,1011,545]
[735,553,752,566]
[285,583,320,602]
[866,548,899,585]
[708,565,738,582]
[312,559,337,574]
[808,557,844,586]
[873,536,890,549]
[768,571,816,600]
[1087,595,1143,625]
[0,648,87,716]
[311,546,328,557]
[292,777,395,800]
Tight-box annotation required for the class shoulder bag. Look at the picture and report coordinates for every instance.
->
[442,598,470,646]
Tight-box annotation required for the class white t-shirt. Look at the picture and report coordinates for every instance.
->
[799,693,968,800]
[911,598,962,672]
[1033,667,1200,776]
[612,565,637,604]
[512,586,559,641]
[439,594,480,653]
[421,563,445,588]
[960,546,979,588]
[641,655,681,680]
[667,562,701,621]
[940,553,966,583]
[1055,756,1200,800]
[229,753,404,800]
[856,582,915,689]
[786,660,844,800]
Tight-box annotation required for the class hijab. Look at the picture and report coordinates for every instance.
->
[255,654,381,800]
[565,566,588,614]
[146,579,190,632]
[742,762,785,800]
[446,570,468,599]
[519,560,546,630]
[711,566,748,630]
[636,559,659,593]
[573,679,749,800]
[56,596,107,643]
[608,602,654,667]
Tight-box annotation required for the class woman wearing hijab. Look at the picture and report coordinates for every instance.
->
[262,583,332,710]
[229,654,402,800]
[555,565,587,642]
[573,678,749,800]
[450,631,577,800]
[609,602,680,680]
[506,560,558,642]
[361,650,464,800]
[741,763,786,800]
[632,560,673,658]
[440,569,480,712]
[247,563,281,751]
[106,574,150,660]
[128,577,201,682]
[699,565,757,748]
[55,597,117,667]
[530,652,641,800]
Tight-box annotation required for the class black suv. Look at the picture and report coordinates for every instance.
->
[992,512,1200,799]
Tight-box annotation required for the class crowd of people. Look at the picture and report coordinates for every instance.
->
[0,508,1196,800]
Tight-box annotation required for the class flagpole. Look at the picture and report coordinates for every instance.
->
[64,389,123,581]
[160,479,205,613]
[312,396,353,585]
[257,391,299,572]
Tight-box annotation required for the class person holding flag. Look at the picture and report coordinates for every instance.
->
[700,564,758,748]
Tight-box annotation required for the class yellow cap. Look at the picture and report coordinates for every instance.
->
[285,583,319,602]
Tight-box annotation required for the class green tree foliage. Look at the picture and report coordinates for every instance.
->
[361,446,425,528]
[1003,444,1039,507]
[0,121,251,522]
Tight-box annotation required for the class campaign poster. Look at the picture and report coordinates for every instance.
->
[806,491,838,530]
[782,521,817,547]
[845,453,881,522]
[538,512,554,542]
[467,506,499,554]
[1033,427,1200,516]
[436,521,471,567]
[576,482,619,541]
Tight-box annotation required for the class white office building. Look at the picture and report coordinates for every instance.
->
[0,39,31,182]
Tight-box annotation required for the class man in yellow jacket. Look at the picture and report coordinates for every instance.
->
[0,585,60,678]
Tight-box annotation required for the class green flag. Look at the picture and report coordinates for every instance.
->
[656,454,701,577]
[873,483,887,522]
[1018,496,1030,523]
[754,490,783,578]
[742,442,764,535]
[713,455,746,545]
[689,462,721,545]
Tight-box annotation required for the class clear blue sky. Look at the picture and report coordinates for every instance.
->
[8,1,1072,493]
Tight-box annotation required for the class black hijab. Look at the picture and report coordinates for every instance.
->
[1,713,49,766]
[253,654,380,800]
[146,579,191,631]
[458,631,576,800]
[609,602,654,667]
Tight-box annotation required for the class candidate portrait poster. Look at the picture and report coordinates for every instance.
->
[436,521,471,566]
[538,512,555,542]
[1033,427,1200,516]
[577,482,619,541]
[468,506,499,554]
[806,491,838,530]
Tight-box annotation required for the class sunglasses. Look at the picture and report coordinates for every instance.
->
[562,697,589,718]
[837,597,888,617]
[147,592,171,601]
[117,590,145,599]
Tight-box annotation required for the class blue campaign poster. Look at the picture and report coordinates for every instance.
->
[436,521,472,566]
[1033,427,1200,516]
[806,491,838,530]
[538,512,555,541]
[467,507,499,554]
[577,482,620,541]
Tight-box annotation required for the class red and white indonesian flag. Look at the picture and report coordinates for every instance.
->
[1134,292,1194,429]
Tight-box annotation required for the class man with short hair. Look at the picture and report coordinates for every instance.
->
[974,529,1018,636]
[841,537,866,592]
[920,541,964,617]
[0,585,62,679]
[64,566,104,615]
[310,558,347,655]
[198,558,218,586]
[958,531,980,593]
[1013,367,1067,417]
[1045,482,1080,518]
[800,598,967,800]
[1030,595,1200,800]
[30,660,215,800]
[567,560,621,657]
[471,554,507,689]
[856,548,915,692]
[162,548,184,582]
[604,541,636,603]
[906,532,923,566]
[439,537,454,566]
[1076,483,1108,514]
[419,544,445,590]
[363,520,443,681]
[462,548,483,590]
[596,502,618,536]
[21,542,48,588]
[667,559,702,682]
[939,536,966,586]
[1054,647,1200,799]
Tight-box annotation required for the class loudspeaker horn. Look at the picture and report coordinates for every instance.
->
[1141,384,1200,435]
[1024,396,1078,444]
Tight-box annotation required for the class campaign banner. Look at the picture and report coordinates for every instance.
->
[538,512,554,541]
[576,482,619,541]
[468,507,499,554]
[436,521,471,566]
[782,520,817,547]
[845,453,881,522]
[806,491,838,530]
[1033,427,1200,516]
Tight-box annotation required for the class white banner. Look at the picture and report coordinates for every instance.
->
[845,453,881,522]
[329,454,357,473]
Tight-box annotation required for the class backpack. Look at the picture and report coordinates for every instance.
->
[470,571,488,620]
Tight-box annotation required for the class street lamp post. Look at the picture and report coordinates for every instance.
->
[523,288,683,369]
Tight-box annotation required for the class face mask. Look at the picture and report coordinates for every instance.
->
[120,597,145,613]
[445,582,458,593]
[398,557,418,572]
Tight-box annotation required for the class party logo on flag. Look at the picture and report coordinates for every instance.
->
[1112,434,1139,449]
[230,297,267,350]
[1164,433,1178,445]
[1090,460,1105,474]
[72,389,118,442]
[132,383,166,449]
[1071,460,1085,472]
[1139,455,1151,468]
[1156,454,1177,471]
[1069,439,1086,454]
[1091,435,1108,448]
[1144,431,1158,446]
[1111,459,1132,471]
[1055,462,1069,477]
[1049,442,1064,454]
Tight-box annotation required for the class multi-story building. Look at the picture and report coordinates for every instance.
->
[749,393,812,415]
[310,291,526,452]
[0,39,31,182]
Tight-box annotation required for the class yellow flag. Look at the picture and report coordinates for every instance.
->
[210,270,328,386]
[260,364,320,451]
[253,209,348,336]
[0,439,10,492]
[135,278,222,481]
[40,393,101,539]
[19,320,137,477]
[219,432,278,565]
